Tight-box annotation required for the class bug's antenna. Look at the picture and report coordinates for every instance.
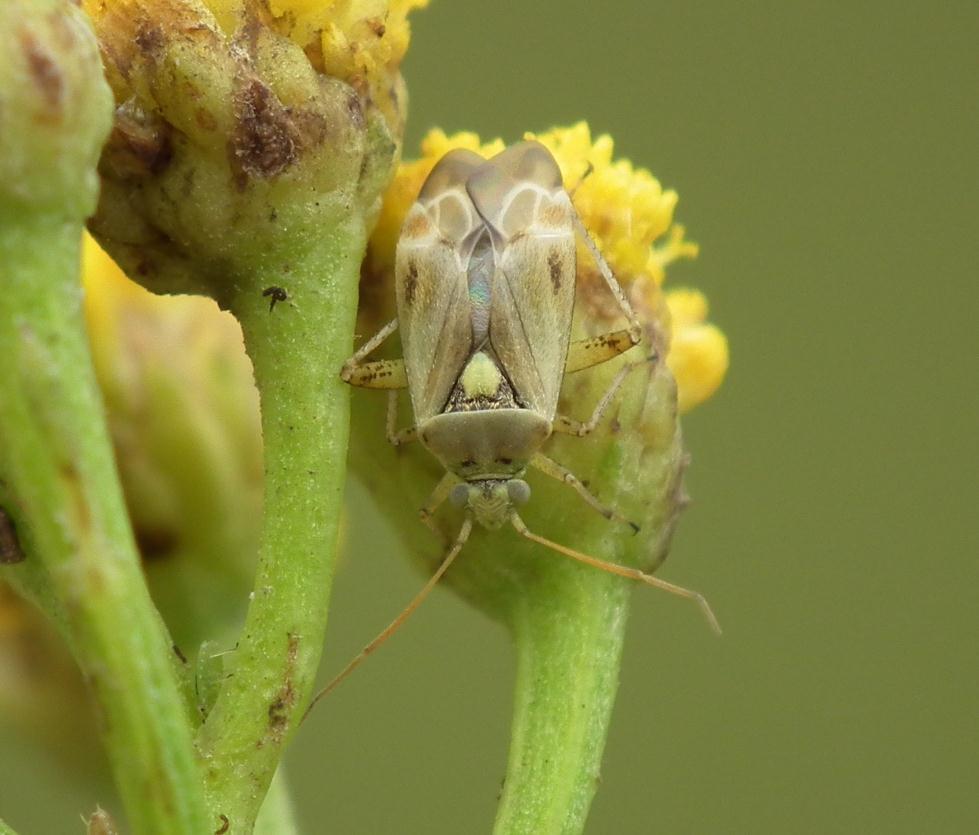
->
[510,514,721,634]
[303,515,474,722]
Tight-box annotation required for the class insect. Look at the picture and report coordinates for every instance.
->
[307,142,718,714]
[262,285,288,312]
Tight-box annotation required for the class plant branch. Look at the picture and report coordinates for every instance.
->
[493,573,630,835]
[195,223,367,829]
[0,217,209,835]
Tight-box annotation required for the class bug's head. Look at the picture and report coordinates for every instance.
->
[449,479,531,530]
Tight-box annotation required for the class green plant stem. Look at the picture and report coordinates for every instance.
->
[0,816,20,835]
[196,221,366,829]
[493,577,630,835]
[0,217,209,834]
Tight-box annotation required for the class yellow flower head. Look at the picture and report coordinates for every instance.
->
[368,122,729,412]
[268,0,426,127]
[84,0,426,135]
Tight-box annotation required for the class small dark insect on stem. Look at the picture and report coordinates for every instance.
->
[262,285,288,312]
[0,508,24,564]
[214,813,230,834]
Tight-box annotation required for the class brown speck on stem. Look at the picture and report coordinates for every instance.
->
[262,633,300,746]
[0,508,24,564]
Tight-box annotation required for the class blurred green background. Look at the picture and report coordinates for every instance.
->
[2,1,976,833]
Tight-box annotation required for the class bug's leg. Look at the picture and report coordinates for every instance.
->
[570,212,642,344]
[529,452,638,533]
[567,160,594,199]
[340,317,402,385]
[385,390,417,446]
[303,514,475,718]
[564,328,642,374]
[418,472,458,537]
[553,357,651,437]
[342,358,408,390]
[510,513,721,635]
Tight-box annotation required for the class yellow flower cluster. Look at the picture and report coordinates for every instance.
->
[210,0,426,127]
[369,122,729,412]
[82,0,426,132]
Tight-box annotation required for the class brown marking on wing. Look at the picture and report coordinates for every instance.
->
[401,212,431,238]
[538,201,568,228]
[404,262,418,306]
[548,250,562,293]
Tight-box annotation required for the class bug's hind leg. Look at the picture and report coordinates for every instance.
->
[570,213,642,344]
[564,328,641,374]
[553,357,653,438]
[529,452,638,533]
[385,390,417,446]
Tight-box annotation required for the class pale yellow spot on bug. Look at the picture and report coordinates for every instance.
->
[460,353,503,399]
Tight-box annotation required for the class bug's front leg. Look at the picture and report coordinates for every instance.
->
[529,452,638,533]
[418,472,459,538]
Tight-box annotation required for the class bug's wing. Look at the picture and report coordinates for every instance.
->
[396,149,486,421]
[466,142,577,419]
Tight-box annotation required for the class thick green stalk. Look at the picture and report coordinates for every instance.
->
[196,222,366,829]
[494,578,630,835]
[0,218,209,834]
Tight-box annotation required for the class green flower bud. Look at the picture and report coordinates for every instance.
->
[0,0,112,221]
[85,0,406,300]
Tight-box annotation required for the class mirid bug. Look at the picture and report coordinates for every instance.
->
[307,142,717,713]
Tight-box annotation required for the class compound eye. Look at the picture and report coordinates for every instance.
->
[449,483,470,508]
[507,479,531,506]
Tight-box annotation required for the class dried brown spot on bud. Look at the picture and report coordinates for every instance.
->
[231,78,299,186]
[20,30,63,114]
[134,21,164,58]
[104,101,172,178]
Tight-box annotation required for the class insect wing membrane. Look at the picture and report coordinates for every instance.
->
[397,150,485,421]
[467,143,576,420]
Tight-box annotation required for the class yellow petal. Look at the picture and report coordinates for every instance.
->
[666,290,729,413]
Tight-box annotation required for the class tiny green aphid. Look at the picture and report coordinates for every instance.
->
[308,142,717,709]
